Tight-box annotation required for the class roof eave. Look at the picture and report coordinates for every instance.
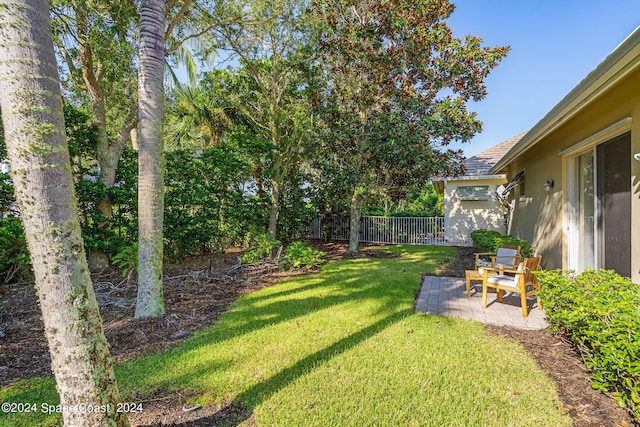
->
[432,174,506,195]
[446,174,507,181]
[490,26,640,174]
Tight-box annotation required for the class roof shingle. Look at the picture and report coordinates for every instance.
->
[462,131,527,177]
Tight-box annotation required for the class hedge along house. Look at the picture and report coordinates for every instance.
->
[490,26,640,282]
[433,132,525,244]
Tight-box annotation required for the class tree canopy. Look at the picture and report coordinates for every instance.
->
[0,0,511,289]
[311,0,509,253]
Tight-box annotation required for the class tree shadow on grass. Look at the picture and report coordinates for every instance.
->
[170,255,421,351]
[130,247,458,426]
[139,310,408,426]
[118,259,409,394]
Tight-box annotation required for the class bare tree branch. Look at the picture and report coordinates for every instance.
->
[54,41,81,83]
[165,0,193,41]
[166,24,216,53]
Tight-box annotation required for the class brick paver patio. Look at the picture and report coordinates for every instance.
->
[415,276,548,330]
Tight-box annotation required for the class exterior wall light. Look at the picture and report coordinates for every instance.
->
[634,153,640,161]
[543,179,554,192]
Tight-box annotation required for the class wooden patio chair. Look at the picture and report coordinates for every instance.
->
[465,245,521,297]
[474,244,521,269]
[480,256,542,317]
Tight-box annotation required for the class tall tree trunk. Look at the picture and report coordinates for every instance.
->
[348,190,363,255]
[135,0,166,319]
[268,181,281,238]
[267,157,283,238]
[0,2,129,426]
[348,130,366,256]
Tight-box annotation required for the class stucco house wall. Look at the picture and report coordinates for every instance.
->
[434,132,524,245]
[502,145,564,269]
[443,177,507,244]
[491,27,640,281]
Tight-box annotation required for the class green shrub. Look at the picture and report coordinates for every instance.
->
[470,229,501,251]
[242,233,281,264]
[390,210,442,218]
[281,241,325,270]
[112,243,138,276]
[537,269,640,419]
[164,146,260,257]
[497,235,533,258]
[0,216,31,284]
[362,205,385,216]
[470,229,533,258]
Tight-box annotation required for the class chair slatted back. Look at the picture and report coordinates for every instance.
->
[522,256,541,288]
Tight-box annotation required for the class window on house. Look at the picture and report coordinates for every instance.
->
[518,175,526,198]
[457,185,490,201]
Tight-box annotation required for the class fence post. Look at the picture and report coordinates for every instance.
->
[392,217,395,244]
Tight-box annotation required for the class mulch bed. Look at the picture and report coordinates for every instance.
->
[0,242,636,426]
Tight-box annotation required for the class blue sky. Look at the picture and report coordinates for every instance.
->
[446,0,640,157]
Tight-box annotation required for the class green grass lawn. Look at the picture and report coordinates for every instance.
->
[0,245,571,426]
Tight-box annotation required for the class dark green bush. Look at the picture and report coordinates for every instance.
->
[276,174,318,242]
[360,184,444,218]
[389,210,442,218]
[164,145,266,258]
[470,229,502,251]
[362,205,385,216]
[0,103,323,279]
[470,229,533,258]
[537,269,640,419]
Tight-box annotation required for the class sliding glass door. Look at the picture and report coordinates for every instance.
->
[597,133,631,277]
[568,132,631,276]
[575,150,595,271]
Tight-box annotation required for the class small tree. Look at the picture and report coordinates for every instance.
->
[208,0,318,238]
[313,0,508,254]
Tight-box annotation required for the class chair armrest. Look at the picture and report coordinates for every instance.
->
[474,252,497,257]
[482,265,504,279]
[475,252,497,265]
[497,267,520,274]
[482,265,520,275]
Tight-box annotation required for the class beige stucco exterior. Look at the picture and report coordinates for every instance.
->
[491,29,640,282]
[442,177,507,244]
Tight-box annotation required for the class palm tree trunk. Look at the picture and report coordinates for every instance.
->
[0,1,129,425]
[135,0,166,319]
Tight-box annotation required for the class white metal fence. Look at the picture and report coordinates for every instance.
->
[305,215,448,245]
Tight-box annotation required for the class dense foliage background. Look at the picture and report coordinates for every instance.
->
[0,0,507,279]
[0,100,448,281]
